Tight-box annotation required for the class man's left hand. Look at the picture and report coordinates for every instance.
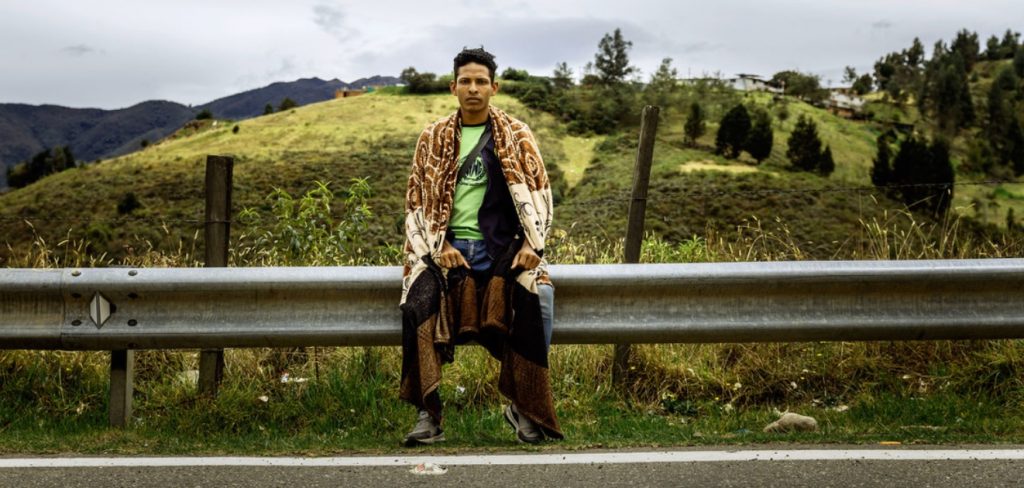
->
[511,240,541,270]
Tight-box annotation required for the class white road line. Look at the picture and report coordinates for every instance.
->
[2,450,1024,468]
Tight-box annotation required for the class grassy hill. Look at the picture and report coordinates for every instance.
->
[0,83,1004,266]
[0,93,593,264]
[0,101,198,189]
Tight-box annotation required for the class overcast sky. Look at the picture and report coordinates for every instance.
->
[2,0,1022,109]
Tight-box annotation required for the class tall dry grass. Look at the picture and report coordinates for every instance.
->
[4,186,1024,427]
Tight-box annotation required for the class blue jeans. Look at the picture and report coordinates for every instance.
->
[450,238,554,352]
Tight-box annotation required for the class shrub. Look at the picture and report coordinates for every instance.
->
[745,109,773,164]
[786,115,822,172]
[117,192,142,215]
[683,102,706,147]
[715,104,751,159]
[278,98,297,111]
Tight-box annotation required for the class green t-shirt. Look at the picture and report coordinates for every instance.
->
[450,124,488,240]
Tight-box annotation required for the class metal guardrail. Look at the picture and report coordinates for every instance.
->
[4,260,1024,350]
[4,260,1024,426]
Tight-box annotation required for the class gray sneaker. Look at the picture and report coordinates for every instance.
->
[403,409,445,447]
[504,404,544,444]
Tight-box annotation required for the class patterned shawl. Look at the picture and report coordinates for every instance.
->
[398,105,561,438]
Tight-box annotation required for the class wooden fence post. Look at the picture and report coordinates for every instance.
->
[200,155,233,396]
[613,105,659,391]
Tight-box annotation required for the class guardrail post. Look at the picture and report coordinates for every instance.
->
[109,349,134,427]
[614,105,659,392]
[200,155,233,396]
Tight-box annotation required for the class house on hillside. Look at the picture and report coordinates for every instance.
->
[726,74,783,94]
[827,88,866,118]
[335,88,367,99]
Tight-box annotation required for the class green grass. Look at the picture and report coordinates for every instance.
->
[3,343,1024,455]
[5,396,1022,454]
[559,135,601,188]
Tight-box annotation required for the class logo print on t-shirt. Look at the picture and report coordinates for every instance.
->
[459,155,487,186]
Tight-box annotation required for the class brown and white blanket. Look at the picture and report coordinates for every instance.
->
[399,105,561,438]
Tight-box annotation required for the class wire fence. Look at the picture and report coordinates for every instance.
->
[0,178,1014,227]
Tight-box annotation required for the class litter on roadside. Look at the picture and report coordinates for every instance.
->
[409,462,447,475]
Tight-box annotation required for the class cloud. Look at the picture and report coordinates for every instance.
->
[682,42,719,54]
[349,17,673,78]
[871,20,893,30]
[660,40,722,55]
[313,3,356,42]
[60,44,101,56]
[267,57,297,78]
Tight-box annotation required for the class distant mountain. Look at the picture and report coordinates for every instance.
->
[0,101,196,189]
[348,75,402,89]
[197,77,348,120]
[196,75,403,120]
[0,75,403,190]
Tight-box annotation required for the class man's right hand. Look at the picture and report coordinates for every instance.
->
[436,240,470,269]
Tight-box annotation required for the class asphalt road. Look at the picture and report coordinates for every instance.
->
[3,448,1024,487]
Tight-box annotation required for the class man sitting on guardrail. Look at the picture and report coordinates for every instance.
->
[398,46,562,446]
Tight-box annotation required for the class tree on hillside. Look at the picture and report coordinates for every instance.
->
[715,104,751,159]
[892,136,954,216]
[874,37,925,104]
[50,145,74,173]
[906,37,926,67]
[514,77,555,112]
[501,67,530,81]
[987,67,1017,137]
[819,145,835,176]
[786,115,823,172]
[985,35,1003,61]
[843,67,874,95]
[920,47,974,133]
[552,62,575,90]
[278,97,297,111]
[195,109,213,120]
[843,66,858,85]
[579,62,601,87]
[1009,117,1024,176]
[6,146,76,189]
[645,57,678,109]
[771,70,826,103]
[1015,47,1024,78]
[400,67,446,94]
[854,74,873,95]
[1000,30,1021,59]
[985,67,1024,173]
[982,30,1020,60]
[263,104,274,115]
[563,29,639,133]
[594,28,636,86]
[950,29,980,71]
[871,133,894,189]
[683,102,706,147]
[873,52,902,100]
[745,108,773,164]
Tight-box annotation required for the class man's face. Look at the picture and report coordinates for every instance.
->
[450,62,498,114]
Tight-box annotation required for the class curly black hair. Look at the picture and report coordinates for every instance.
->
[453,47,497,81]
